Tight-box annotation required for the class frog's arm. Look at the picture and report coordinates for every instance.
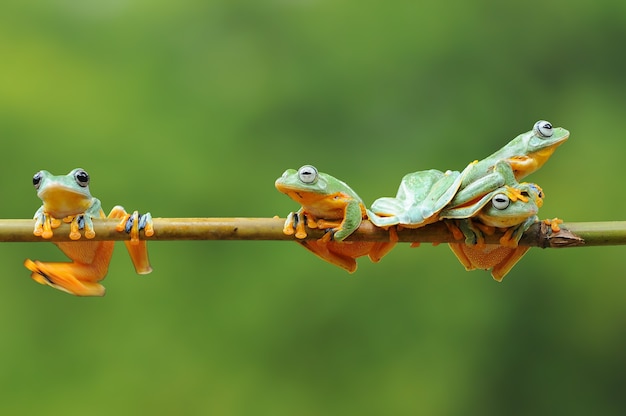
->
[332,199,363,241]
[73,197,104,239]
[447,218,491,246]
[33,207,62,239]
[450,161,517,209]
[282,209,311,239]
[500,215,538,247]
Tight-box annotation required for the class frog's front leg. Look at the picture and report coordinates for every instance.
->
[450,161,517,209]
[500,216,538,247]
[61,214,97,240]
[33,208,62,239]
[65,197,104,240]
[109,206,153,275]
[453,218,488,246]
[331,199,363,242]
[282,209,310,239]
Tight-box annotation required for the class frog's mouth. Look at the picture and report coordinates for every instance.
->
[276,186,323,204]
[39,186,93,218]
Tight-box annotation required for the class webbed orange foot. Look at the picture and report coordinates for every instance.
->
[283,211,309,239]
[499,227,520,248]
[505,185,529,203]
[282,212,296,236]
[444,220,465,241]
[543,218,563,233]
[23,259,106,297]
[33,213,61,239]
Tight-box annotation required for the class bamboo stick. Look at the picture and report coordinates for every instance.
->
[0,218,618,248]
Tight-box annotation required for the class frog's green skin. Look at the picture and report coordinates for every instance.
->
[368,166,470,228]
[24,168,154,296]
[369,121,568,228]
[444,181,544,282]
[275,165,396,273]
[449,120,568,208]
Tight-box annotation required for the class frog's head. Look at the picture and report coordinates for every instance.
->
[33,168,94,218]
[501,120,569,180]
[477,184,542,228]
[275,165,337,204]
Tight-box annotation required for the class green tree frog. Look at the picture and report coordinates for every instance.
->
[275,165,396,273]
[369,120,568,227]
[441,181,544,281]
[449,120,568,207]
[24,168,154,296]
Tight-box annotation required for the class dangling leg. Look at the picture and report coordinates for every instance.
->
[109,206,153,274]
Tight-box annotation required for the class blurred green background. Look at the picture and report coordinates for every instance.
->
[1,0,626,414]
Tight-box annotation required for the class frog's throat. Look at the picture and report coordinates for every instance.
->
[508,141,564,180]
[40,188,93,218]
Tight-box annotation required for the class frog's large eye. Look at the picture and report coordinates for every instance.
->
[533,120,553,138]
[32,171,43,189]
[298,165,318,184]
[74,169,90,187]
[492,193,510,210]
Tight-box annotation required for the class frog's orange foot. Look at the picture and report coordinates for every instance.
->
[320,229,335,243]
[33,213,60,239]
[23,259,106,297]
[69,216,83,240]
[283,211,309,239]
[444,220,465,241]
[108,206,154,244]
[543,217,563,233]
[139,213,154,237]
[115,212,132,232]
[505,185,529,203]
[499,227,520,248]
[120,211,153,245]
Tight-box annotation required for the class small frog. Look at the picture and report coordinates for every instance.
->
[369,120,568,227]
[275,165,396,273]
[24,168,154,296]
[441,180,544,281]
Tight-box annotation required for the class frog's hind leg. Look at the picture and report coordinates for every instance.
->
[24,259,106,296]
[368,226,399,263]
[109,206,153,275]
[490,246,531,282]
[297,240,358,273]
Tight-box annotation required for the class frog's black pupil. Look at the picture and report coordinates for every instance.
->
[75,171,89,187]
[33,173,41,188]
